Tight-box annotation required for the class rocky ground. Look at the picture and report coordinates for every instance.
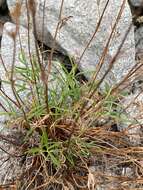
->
[0,0,143,189]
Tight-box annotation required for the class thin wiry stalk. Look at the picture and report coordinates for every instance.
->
[26,0,42,105]
[78,23,133,121]
[26,0,40,99]
[46,0,65,79]
[112,62,143,94]
[4,2,30,122]
[16,1,39,105]
[78,0,110,63]
[0,55,8,73]
[25,164,43,190]
[0,1,142,189]
[89,22,133,99]
[0,89,20,108]
[124,91,143,111]
[41,0,65,114]
[0,54,21,109]
[0,133,22,147]
[88,0,126,94]
[0,53,21,109]
[0,102,8,112]
[0,146,22,157]
[47,0,65,72]
[89,0,127,97]
[74,0,127,118]
[29,0,50,113]
[9,30,29,124]
[41,0,47,67]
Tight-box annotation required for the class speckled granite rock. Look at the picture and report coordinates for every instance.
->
[119,90,143,146]
[0,22,36,106]
[7,0,135,86]
[0,22,66,102]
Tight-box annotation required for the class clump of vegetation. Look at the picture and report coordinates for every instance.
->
[0,49,142,189]
[0,0,142,190]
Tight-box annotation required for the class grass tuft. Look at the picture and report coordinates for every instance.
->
[0,0,142,189]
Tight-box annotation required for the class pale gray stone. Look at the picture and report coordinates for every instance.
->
[119,90,143,145]
[0,21,66,125]
[0,22,36,108]
[0,22,66,106]
[7,0,136,86]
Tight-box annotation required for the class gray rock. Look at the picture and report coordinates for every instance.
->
[129,0,143,7]
[7,0,136,86]
[0,22,36,107]
[119,90,143,146]
[0,20,66,120]
[0,22,66,105]
[0,21,66,119]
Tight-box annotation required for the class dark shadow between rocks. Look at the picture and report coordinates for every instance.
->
[0,0,11,45]
[40,42,88,84]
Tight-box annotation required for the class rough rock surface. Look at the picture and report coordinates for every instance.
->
[7,0,136,86]
[119,92,143,146]
[0,22,66,102]
[0,1,141,189]
[0,22,36,105]
[124,80,143,146]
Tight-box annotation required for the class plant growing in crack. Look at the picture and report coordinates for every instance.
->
[0,0,142,190]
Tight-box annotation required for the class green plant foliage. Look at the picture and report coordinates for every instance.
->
[0,49,138,190]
